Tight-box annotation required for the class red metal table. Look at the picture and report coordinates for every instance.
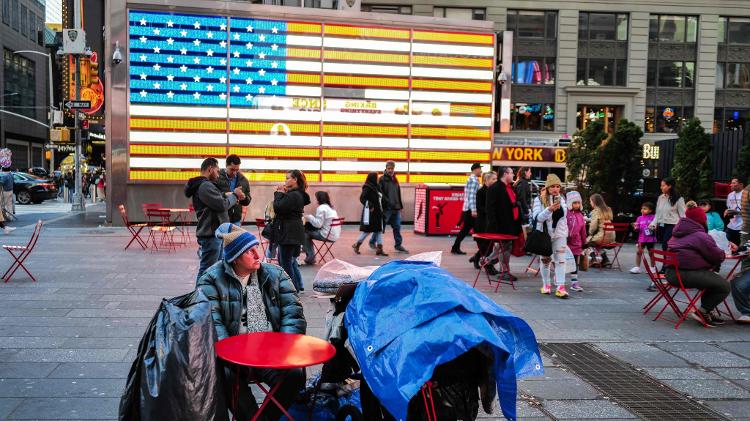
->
[215,332,336,421]
[472,233,518,292]
[157,208,191,245]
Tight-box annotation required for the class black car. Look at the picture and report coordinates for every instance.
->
[27,167,50,178]
[11,172,58,204]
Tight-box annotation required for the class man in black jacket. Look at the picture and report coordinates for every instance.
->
[486,167,522,282]
[375,161,409,253]
[215,154,252,226]
[185,158,246,281]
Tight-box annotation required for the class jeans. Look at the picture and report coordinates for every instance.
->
[278,244,303,291]
[541,237,567,287]
[452,210,475,251]
[665,268,730,312]
[657,224,675,251]
[371,209,402,247]
[223,364,305,421]
[196,236,222,282]
[732,271,750,316]
[359,231,382,245]
[302,229,328,263]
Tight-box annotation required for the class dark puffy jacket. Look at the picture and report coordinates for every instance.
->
[185,176,237,238]
[379,173,403,211]
[667,218,725,271]
[273,188,311,245]
[196,261,306,341]
[215,170,251,223]
[514,178,531,223]
[486,180,522,236]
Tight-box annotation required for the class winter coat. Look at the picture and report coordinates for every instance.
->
[514,178,531,223]
[532,195,568,240]
[654,195,686,226]
[379,173,403,211]
[474,185,488,234]
[667,218,726,271]
[587,208,615,245]
[305,204,341,241]
[196,261,306,341]
[359,183,385,233]
[705,211,725,232]
[273,188,311,246]
[215,170,251,223]
[184,176,238,238]
[566,210,587,255]
[485,180,522,236]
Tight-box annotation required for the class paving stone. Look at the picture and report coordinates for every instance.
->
[523,367,580,381]
[0,363,58,378]
[642,367,722,380]
[673,351,750,368]
[60,337,138,349]
[542,399,636,419]
[520,379,601,399]
[650,342,722,353]
[7,397,119,419]
[0,398,22,419]
[0,379,123,398]
[712,368,750,380]
[593,343,690,367]
[704,399,750,420]
[0,337,68,349]
[1,349,128,363]
[718,342,750,360]
[48,363,133,379]
[661,379,750,399]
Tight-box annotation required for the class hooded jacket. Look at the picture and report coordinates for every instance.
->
[273,188,311,245]
[379,173,403,211]
[215,169,251,223]
[185,176,238,238]
[667,218,726,271]
[197,261,306,341]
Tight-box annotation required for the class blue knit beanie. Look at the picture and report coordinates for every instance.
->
[215,223,260,263]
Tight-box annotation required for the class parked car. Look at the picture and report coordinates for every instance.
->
[11,172,57,204]
[27,167,49,178]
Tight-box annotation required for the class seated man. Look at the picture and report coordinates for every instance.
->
[197,223,306,420]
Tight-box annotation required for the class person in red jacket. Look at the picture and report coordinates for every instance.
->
[667,207,731,326]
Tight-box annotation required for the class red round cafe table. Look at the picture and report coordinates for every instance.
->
[472,233,519,292]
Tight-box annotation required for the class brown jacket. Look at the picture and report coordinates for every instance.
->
[587,208,616,245]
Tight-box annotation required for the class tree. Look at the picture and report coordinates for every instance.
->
[566,120,607,196]
[733,129,750,185]
[671,118,713,201]
[598,119,644,213]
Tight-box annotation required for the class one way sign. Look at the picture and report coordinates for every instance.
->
[65,100,91,109]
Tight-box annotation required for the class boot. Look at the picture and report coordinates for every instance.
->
[376,245,389,256]
[352,241,362,255]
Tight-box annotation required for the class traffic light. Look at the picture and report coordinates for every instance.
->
[82,119,89,130]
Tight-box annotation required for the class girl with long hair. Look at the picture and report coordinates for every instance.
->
[586,193,616,266]
[353,172,387,256]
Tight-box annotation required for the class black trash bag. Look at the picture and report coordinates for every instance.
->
[119,289,228,421]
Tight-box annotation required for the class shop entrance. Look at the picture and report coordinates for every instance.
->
[576,105,623,134]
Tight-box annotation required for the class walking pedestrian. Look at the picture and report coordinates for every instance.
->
[649,176,686,251]
[587,193,616,266]
[725,178,744,246]
[469,171,498,274]
[95,172,106,202]
[0,168,14,217]
[514,167,532,225]
[353,172,387,256]
[451,163,482,255]
[302,191,340,265]
[216,154,251,226]
[184,157,245,281]
[566,191,586,292]
[486,166,523,283]
[533,174,568,298]
[273,169,310,292]
[375,161,408,253]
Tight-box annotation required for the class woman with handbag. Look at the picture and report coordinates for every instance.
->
[353,172,387,256]
[531,174,569,298]
[273,169,311,292]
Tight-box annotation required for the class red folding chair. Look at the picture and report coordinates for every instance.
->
[141,203,163,223]
[591,223,627,271]
[643,250,710,329]
[145,209,176,252]
[525,254,540,276]
[3,220,43,283]
[255,218,276,263]
[118,204,148,250]
[312,217,344,265]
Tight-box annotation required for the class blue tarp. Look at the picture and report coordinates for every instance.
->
[345,261,543,421]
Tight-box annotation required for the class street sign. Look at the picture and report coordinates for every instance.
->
[62,29,87,55]
[65,100,91,109]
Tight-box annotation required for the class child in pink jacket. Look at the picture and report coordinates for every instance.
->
[566,191,587,292]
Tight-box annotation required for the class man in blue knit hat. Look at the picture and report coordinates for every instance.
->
[197,223,306,420]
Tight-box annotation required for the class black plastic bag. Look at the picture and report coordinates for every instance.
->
[525,217,552,257]
[119,289,228,421]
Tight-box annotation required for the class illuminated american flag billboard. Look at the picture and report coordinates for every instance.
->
[127,10,494,183]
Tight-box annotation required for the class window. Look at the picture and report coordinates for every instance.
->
[11,0,18,30]
[3,49,37,119]
[433,7,485,21]
[507,10,556,39]
[304,0,337,9]
[726,63,750,89]
[577,13,628,86]
[646,60,695,87]
[577,58,627,86]
[2,0,9,25]
[361,4,411,14]
[511,103,554,131]
[507,10,558,85]
[19,4,25,35]
[36,16,43,46]
[579,13,628,41]
[645,105,693,133]
[726,18,750,44]
[713,108,750,132]
[513,57,555,85]
[28,12,35,41]
[649,15,698,43]
[718,17,727,43]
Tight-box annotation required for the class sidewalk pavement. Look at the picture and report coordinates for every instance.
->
[0,218,747,420]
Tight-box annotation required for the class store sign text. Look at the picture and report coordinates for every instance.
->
[492,147,567,163]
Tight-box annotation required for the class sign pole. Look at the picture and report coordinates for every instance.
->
[72,55,84,212]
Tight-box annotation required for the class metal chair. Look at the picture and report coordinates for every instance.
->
[118,204,148,250]
[2,220,43,283]
[312,217,345,264]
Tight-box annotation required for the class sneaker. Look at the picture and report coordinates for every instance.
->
[395,245,409,253]
[3,226,15,234]
[688,309,716,327]
[570,281,584,292]
[629,266,641,274]
[737,315,750,324]
[709,310,726,325]
[540,284,551,295]
[555,285,569,299]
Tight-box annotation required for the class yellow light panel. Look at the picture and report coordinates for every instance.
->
[288,22,322,34]
[412,55,493,69]
[324,74,408,89]
[324,24,409,40]
[412,79,492,92]
[229,121,320,134]
[321,173,370,183]
[130,145,226,156]
[228,146,320,158]
[130,118,227,131]
[323,124,407,136]
[409,174,468,184]
[412,30,494,45]
[288,73,322,84]
[411,127,490,139]
[410,151,490,162]
[322,149,408,160]
[324,50,409,65]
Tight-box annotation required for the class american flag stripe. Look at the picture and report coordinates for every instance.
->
[130,170,320,182]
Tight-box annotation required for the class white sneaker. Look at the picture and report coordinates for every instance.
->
[629,266,641,274]
[3,226,15,234]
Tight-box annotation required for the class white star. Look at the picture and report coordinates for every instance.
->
[180,83,187,90]
[206,85,214,92]
[246,25,253,32]
[206,49,214,56]
[193,75,201,82]
[166,91,174,98]
[271,61,278,69]
[245,94,253,101]
[153,63,161,71]
[245,77,253,85]
[219,23,227,31]
[233,50,240,58]
[139,18,146,26]
[219,93,227,101]
[207,31,214,39]
[245,42,253,50]
[167,74,174,81]
[166,20,174,27]
[271,44,278,51]
[153,46,161,54]
[153,82,161,89]
[193,39,201,46]
[271,79,278,86]
[233,33,240,40]
[139,36,147,43]
[153,28,160,35]
[140,73,147,80]
[219,40,227,48]
[180,30,188,37]
[245,60,253,67]
[233,67,240,75]
[258,87,265,94]
[139,54,147,61]
[139,90,147,97]
[180,48,188,55]
[167,38,174,45]
[258,52,266,60]
[166,56,174,63]
[180,65,188,72]
[272,26,279,34]
[193,92,201,99]
[193,57,201,64]
[219,76,227,84]
[258,69,266,77]
[206,66,214,73]
[219,58,227,65]
[259,34,265,42]
[233,85,240,92]
[193,21,201,29]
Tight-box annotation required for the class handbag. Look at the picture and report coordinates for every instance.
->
[261,218,277,241]
[580,249,589,271]
[362,200,370,226]
[525,216,552,257]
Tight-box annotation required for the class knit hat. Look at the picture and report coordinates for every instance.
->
[215,223,260,263]
[545,173,562,188]
[685,207,707,227]
[566,191,582,208]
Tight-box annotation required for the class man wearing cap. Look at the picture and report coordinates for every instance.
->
[451,163,483,255]
[486,166,523,281]
[197,223,306,419]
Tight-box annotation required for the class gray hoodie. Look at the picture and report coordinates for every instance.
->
[184,176,237,238]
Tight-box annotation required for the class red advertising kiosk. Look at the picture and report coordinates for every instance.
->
[414,184,466,236]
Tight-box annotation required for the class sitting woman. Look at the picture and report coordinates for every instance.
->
[586,193,616,266]
[302,191,341,265]
[667,207,731,326]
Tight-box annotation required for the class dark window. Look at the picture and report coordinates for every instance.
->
[507,10,558,86]
[658,61,682,87]
[649,15,698,43]
[2,0,9,25]
[649,60,694,87]
[303,0,337,8]
[511,103,555,131]
[647,60,657,86]
[3,49,37,119]
[361,4,412,14]
[589,13,616,40]
[727,18,750,44]
[508,10,557,39]
[19,4,25,35]
[726,63,750,89]
[713,108,749,132]
[11,0,18,30]
[27,10,34,40]
[577,58,626,87]
[577,13,628,86]
[649,16,659,42]
[433,7,486,21]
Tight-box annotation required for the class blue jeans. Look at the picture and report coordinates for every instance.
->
[196,236,222,282]
[358,231,382,245]
[278,244,303,291]
[732,271,750,316]
[370,209,402,247]
[302,229,327,263]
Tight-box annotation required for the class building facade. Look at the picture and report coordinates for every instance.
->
[0,0,48,170]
